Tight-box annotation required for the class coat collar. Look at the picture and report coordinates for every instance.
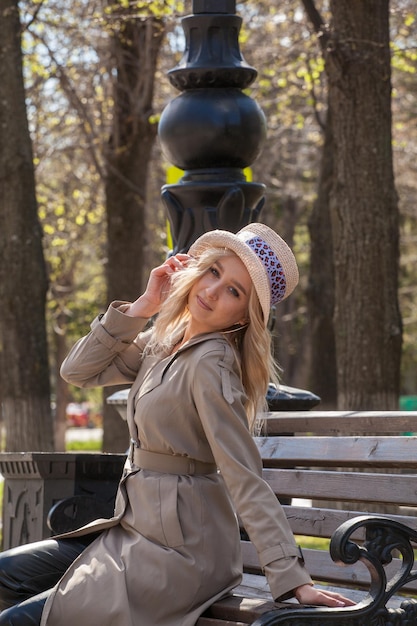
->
[130,330,230,401]
[170,330,227,357]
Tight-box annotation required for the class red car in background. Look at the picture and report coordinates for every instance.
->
[66,402,90,428]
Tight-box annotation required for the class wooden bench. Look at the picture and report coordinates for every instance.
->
[43,410,417,625]
[195,410,417,625]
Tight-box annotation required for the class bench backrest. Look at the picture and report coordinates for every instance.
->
[242,411,417,599]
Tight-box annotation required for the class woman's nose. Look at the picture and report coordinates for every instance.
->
[205,284,218,299]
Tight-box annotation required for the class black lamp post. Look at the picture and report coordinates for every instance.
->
[158,0,267,252]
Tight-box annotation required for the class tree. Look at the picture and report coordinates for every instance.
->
[302,0,402,409]
[102,3,166,451]
[306,109,337,407]
[23,0,109,449]
[0,0,54,451]
[23,1,169,452]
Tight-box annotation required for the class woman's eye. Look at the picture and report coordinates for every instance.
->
[229,287,239,298]
[210,267,219,277]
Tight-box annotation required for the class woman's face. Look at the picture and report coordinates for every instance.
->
[187,254,251,336]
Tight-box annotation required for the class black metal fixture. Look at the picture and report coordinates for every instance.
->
[158,0,267,252]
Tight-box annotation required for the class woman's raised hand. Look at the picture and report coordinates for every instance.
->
[126,254,191,318]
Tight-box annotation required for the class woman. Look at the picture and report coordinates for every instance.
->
[0,224,354,625]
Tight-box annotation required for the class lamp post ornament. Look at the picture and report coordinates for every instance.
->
[158,0,267,253]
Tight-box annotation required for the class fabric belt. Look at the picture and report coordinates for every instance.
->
[130,443,217,475]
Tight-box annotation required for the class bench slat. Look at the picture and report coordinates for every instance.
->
[263,411,417,435]
[198,596,276,625]
[283,505,417,538]
[196,617,248,626]
[256,435,417,468]
[197,618,250,626]
[196,616,250,626]
[263,468,417,506]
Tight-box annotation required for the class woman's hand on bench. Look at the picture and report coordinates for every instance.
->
[294,584,356,608]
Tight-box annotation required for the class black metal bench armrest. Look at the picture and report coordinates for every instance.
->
[250,515,417,626]
[47,495,114,535]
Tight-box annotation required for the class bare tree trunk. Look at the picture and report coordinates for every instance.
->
[307,110,337,407]
[326,0,402,409]
[0,0,53,451]
[303,0,402,410]
[102,9,165,452]
[53,312,71,451]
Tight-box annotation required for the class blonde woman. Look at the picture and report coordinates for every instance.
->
[0,224,354,625]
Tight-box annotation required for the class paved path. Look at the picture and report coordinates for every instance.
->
[65,427,103,442]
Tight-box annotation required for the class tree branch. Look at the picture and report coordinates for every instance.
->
[300,0,329,51]
[22,0,46,32]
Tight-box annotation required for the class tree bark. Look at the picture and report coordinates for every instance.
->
[53,311,71,451]
[303,0,402,410]
[0,1,54,451]
[307,110,338,407]
[102,10,165,452]
[326,0,402,409]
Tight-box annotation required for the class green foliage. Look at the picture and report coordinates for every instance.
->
[105,1,183,18]
[295,535,330,551]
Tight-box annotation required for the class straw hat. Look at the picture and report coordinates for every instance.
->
[189,223,299,325]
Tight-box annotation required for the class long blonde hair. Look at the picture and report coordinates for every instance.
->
[147,248,280,433]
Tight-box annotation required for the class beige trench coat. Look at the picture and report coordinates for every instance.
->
[41,302,312,626]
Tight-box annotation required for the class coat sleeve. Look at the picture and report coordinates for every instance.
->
[60,301,151,388]
[191,342,313,602]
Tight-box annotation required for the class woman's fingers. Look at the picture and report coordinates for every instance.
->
[165,254,191,272]
[294,584,356,607]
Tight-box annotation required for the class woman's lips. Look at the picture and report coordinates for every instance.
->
[197,296,212,311]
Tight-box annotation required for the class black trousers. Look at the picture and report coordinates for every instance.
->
[0,534,98,625]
